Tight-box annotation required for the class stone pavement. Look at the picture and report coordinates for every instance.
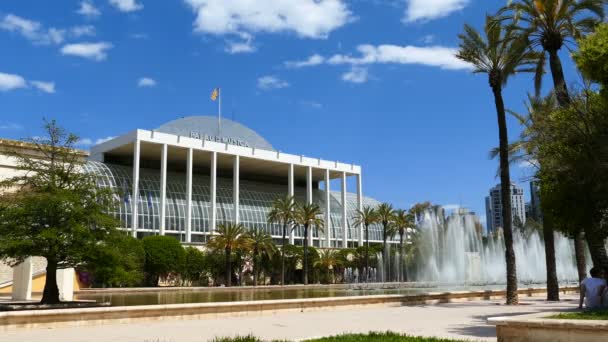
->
[2,295,579,342]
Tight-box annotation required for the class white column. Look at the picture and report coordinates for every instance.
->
[131,140,140,237]
[341,172,348,248]
[233,155,240,224]
[11,257,32,301]
[210,151,217,233]
[160,144,167,236]
[307,166,313,246]
[357,173,364,246]
[324,169,331,248]
[288,164,295,244]
[57,268,75,302]
[186,148,193,243]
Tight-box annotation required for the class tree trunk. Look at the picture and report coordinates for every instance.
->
[303,225,309,285]
[574,231,587,282]
[543,215,559,301]
[225,247,232,287]
[547,50,570,107]
[41,259,60,304]
[281,222,287,286]
[492,84,519,305]
[585,228,608,270]
[365,224,370,282]
[400,234,408,282]
[253,250,258,287]
[382,225,387,283]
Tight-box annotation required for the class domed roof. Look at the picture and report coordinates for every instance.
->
[156,116,274,151]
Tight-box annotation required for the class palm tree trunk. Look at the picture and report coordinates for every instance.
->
[548,50,570,107]
[225,247,232,287]
[400,234,407,282]
[253,250,258,287]
[492,84,518,305]
[41,259,60,304]
[382,225,387,283]
[585,227,608,270]
[303,225,309,285]
[281,222,287,286]
[543,215,559,301]
[574,231,587,282]
[365,224,370,282]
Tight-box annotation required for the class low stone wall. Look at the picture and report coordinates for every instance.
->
[489,312,608,342]
[1,286,578,331]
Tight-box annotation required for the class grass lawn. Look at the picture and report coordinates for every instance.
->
[550,310,608,320]
[212,332,472,342]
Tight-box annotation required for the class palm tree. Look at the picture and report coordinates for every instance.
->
[457,15,538,305]
[501,0,604,104]
[267,195,296,285]
[500,0,604,302]
[315,249,341,283]
[376,202,396,281]
[353,205,378,281]
[394,209,415,282]
[294,202,324,285]
[208,223,251,287]
[246,228,277,286]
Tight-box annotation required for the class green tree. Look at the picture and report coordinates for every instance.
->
[394,209,415,282]
[142,235,186,286]
[376,202,396,280]
[0,120,119,304]
[246,228,277,286]
[457,15,538,304]
[574,23,608,89]
[183,247,206,285]
[315,249,341,284]
[294,202,324,285]
[85,233,144,288]
[267,195,296,285]
[208,223,251,287]
[352,205,378,280]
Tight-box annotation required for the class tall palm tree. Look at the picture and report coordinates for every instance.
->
[208,223,251,287]
[294,202,324,285]
[246,228,277,286]
[501,0,604,301]
[501,0,604,104]
[457,15,538,305]
[394,209,415,282]
[315,249,341,283]
[267,195,296,285]
[353,205,378,281]
[376,202,396,281]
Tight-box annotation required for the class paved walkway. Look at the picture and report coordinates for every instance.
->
[3,295,579,342]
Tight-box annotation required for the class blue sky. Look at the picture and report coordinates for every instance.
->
[0,0,585,227]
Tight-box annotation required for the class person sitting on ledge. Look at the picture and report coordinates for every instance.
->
[579,266,607,310]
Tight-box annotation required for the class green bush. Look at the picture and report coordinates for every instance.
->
[212,332,468,342]
[83,233,144,288]
[142,235,186,286]
[182,247,206,285]
[574,23,608,87]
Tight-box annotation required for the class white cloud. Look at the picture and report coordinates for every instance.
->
[420,34,435,44]
[518,159,539,169]
[77,138,94,146]
[184,0,352,46]
[137,77,157,87]
[95,136,116,144]
[285,54,325,68]
[257,75,290,90]
[30,81,56,93]
[71,25,96,37]
[300,100,322,109]
[109,0,143,12]
[0,14,65,45]
[225,33,255,54]
[77,1,101,18]
[403,0,469,23]
[0,72,27,91]
[341,67,368,83]
[60,42,113,61]
[0,122,23,130]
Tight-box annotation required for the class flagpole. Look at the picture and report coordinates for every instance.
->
[218,88,222,136]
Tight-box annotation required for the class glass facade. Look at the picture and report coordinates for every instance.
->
[84,161,389,246]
